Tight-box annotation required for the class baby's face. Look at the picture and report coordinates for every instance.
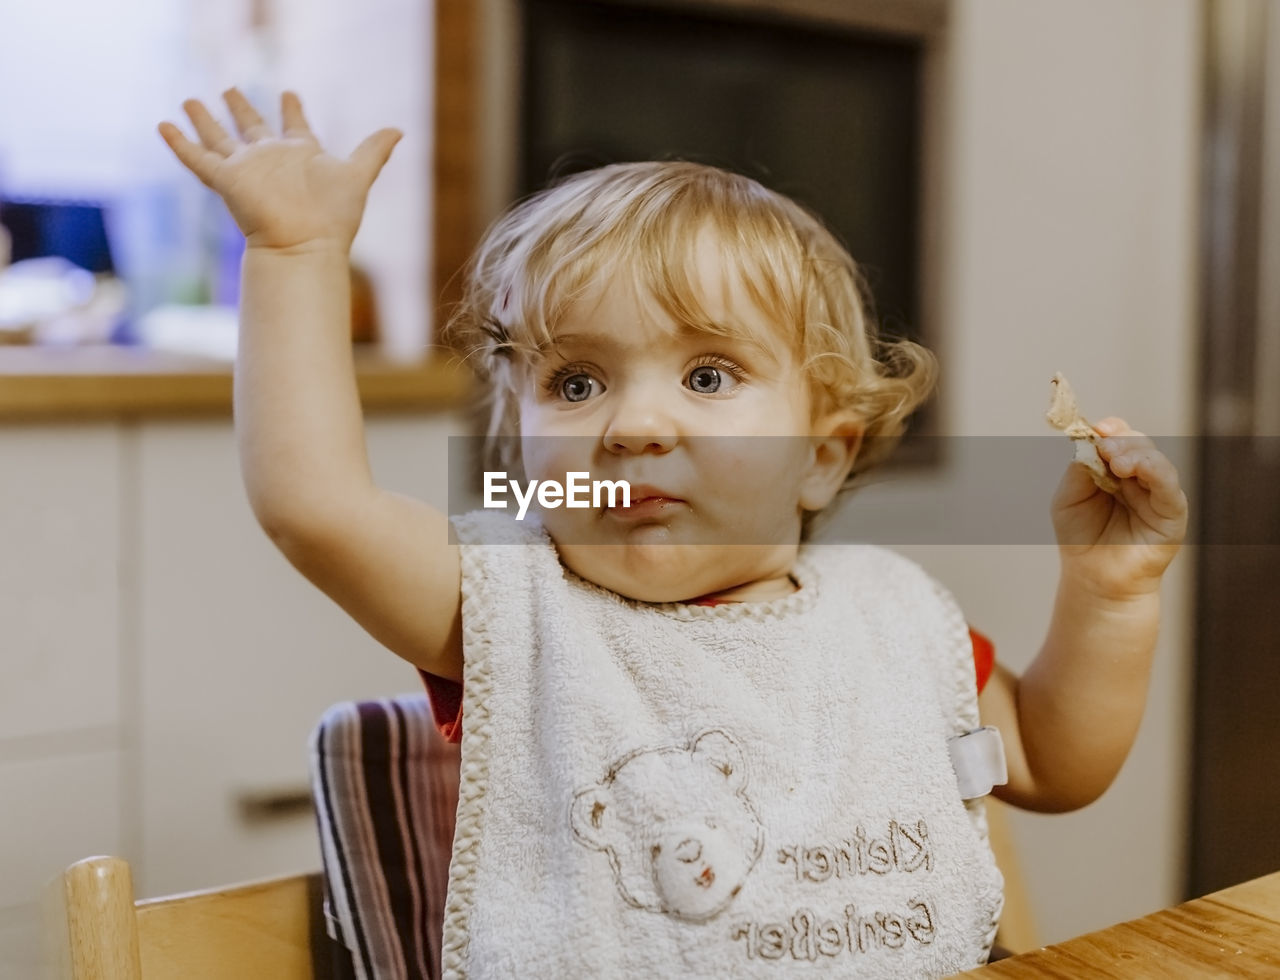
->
[514,240,849,603]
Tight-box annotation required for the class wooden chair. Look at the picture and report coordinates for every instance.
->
[47,696,1036,977]
[45,694,457,980]
[986,796,1039,956]
[43,857,346,980]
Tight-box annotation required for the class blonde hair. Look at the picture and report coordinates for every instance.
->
[444,160,937,489]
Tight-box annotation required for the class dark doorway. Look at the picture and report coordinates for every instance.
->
[1190,0,1280,897]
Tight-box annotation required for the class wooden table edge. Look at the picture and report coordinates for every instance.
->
[959,869,1280,976]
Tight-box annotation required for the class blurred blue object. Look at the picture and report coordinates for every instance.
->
[0,198,114,274]
[102,183,193,343]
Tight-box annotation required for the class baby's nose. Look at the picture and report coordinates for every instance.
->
[605,430,677,454]
[602,389,678,454]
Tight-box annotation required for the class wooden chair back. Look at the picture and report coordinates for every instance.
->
[45,855,340,980]
[986,797,1038,955]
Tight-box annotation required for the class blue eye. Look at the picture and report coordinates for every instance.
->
[560,373,596,402]
[687,366,723,393]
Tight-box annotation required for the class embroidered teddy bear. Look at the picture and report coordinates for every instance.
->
[569,728,765,922]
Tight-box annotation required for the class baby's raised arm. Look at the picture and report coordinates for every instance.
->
[159,90,463,681]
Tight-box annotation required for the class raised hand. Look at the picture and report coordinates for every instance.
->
[1050,417,1189,599]
[158,89,401,253]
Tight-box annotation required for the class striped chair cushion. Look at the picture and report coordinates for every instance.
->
[310,695,461,980]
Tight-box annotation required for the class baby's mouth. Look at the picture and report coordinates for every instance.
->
[605,484,685,520]
[606,496,683,521]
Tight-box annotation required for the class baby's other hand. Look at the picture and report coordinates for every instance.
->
[1051,417,1188,600]
[158,89,401,253]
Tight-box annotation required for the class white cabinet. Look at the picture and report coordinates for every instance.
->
[0,750,125,907]
[0,422,126,978]
[0,409,467,973]
[0,424,121,742]
[135,415,463,895]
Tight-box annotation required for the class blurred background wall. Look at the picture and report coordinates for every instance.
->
[906,0,1198,943]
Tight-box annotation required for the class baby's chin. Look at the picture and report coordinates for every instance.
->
[554,540,797,604]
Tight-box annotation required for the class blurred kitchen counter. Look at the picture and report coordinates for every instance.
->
[0,344,471,419]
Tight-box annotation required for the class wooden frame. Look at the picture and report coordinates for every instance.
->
[432,2,952,451]
[585,0,946,37]
[47,802,1032,974]
[45,856,339,980]
[432,0,482,321]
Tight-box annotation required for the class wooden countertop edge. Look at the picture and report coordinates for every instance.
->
[0,346,473,419]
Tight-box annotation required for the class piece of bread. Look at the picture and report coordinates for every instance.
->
[1045,373,1120,493]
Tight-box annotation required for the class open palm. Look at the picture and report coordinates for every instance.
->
[158,89,400,253]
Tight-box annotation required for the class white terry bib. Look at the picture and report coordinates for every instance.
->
[443,512,1003,979]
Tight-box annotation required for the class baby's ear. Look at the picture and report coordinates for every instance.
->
[799,412,863,511]
[570,786,616,851]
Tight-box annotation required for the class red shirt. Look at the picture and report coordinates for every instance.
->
[421,624,996,745]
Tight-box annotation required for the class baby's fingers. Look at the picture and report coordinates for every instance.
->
[1108,447,1164,485]
[1113,448,1188,521]
[223,87,273,142]
[1095,421,1159,479]
[157,122,222,186]
[182,99,238,156]
[349,127,403,189]
[1092,417,1187,522]
[280,91,315,140]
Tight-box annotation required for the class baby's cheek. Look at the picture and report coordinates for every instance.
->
[695,438,785,486]
[520,435,594,483]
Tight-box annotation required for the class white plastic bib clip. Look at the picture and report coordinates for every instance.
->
[947,726,1008,800]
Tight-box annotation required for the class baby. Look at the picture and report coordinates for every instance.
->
[161,90,1188,978]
